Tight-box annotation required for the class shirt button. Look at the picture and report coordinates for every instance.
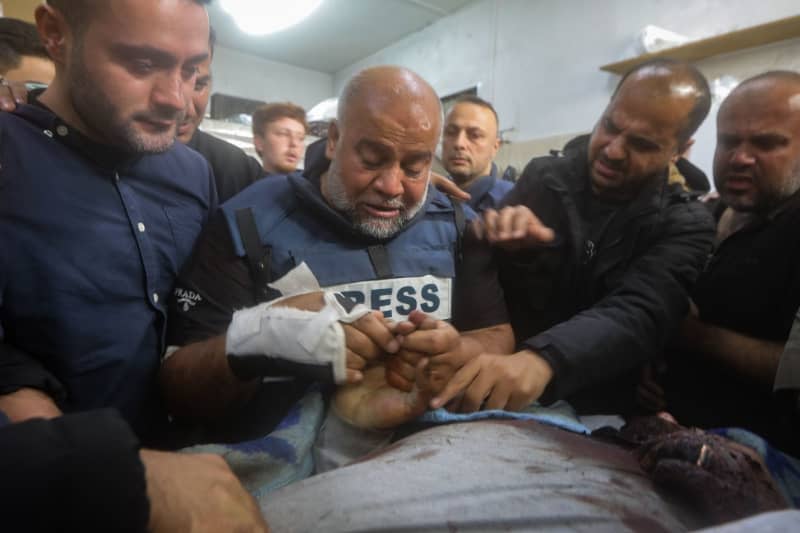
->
[43,129,53,138]
[114,172,120,182]
[56,125,69,136]
[137,222,146,233]
[153,293,159,304]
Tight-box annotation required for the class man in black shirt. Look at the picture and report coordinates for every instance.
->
[161,66,513,442]
[176,27,264,202]
[432,59,716,415]
[664,71,800,455]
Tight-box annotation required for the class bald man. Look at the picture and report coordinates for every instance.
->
[160,65,513,443]
[663,71,800,455]
[431,59,716,415]
[441,96,512,212]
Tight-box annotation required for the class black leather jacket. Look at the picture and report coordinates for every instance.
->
[499,144,715,412]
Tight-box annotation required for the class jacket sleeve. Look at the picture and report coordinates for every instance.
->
[523,200,715,400]
[0,408,150,533]
[0,252,65,399]
[0,341,66,400]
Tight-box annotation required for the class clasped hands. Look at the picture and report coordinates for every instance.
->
[334,309,467,429]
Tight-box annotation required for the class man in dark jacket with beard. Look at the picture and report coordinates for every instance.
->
[431,59,716,415]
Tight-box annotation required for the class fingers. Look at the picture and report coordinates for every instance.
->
[430,357,482,409]
[431,172,471,201]
[0,87,19,111]
[346,311,399,358]
[385,368,413,392]
[343,326,384,363]
[345,368,364,384]
[637,383,666,412]
[8,82,28,104]
[407,309,437,329]
[484,380,512,411]
[481,206,555,248]
[471,218,485,241]
[399,321,458,356]
[385,351,421,392]
[456,367,497,412]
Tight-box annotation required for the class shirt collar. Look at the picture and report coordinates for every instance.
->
[15,100,142,171]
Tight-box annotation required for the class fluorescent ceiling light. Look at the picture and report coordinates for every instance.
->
[220,0,323,36]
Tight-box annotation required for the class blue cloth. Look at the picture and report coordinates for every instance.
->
[420,400,589,435]
[464,164,514,213]
[0,104,216,441]
[711,427,800,508]
[183,386,327,498]
[0,410,8,428]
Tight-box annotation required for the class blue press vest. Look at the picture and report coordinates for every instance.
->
[221,174,472,321]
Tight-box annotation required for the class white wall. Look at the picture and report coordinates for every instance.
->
[212,45,333,109]
[334,0,800,173]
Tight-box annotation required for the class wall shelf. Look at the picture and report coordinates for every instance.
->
[600,14,800,75]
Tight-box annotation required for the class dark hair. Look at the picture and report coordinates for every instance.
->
[616,58,711,145]
[451,95,499,129]
[0,18,49,74]
[252,102,308,137]
[46,0,211,35]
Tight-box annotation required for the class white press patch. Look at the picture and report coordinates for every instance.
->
[325,275,452,321]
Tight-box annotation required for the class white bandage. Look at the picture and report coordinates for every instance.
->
[226,291,371,383]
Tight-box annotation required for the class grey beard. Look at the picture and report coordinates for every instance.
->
[325,166,429,239]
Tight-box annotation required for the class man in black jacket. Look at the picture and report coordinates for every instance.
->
[662,71,800,455]
[431,59,716,414]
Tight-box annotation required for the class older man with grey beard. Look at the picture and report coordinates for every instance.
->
[160,65,514,443]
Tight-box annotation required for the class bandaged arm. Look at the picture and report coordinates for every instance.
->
[160,292,369,423]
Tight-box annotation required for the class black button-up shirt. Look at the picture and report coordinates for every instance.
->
[0,104,216,442]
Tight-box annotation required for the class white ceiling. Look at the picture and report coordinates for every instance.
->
[208,0,476,73]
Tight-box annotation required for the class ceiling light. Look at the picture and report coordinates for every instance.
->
[220,0,323,36]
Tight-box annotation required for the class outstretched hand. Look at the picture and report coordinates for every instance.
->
[430,350,553,412]
[474,206,554,251]
[430,172,471,201]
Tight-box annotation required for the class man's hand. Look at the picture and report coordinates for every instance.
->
[343,310,400,383]
[636,364,667,413]
[386,311,470,394]
[474,206,555,250]
[333,363,431,430]
[0,388,62,422]
[143,450,270,533]
[0,79,28,111]
[430,350,553,412]
[430,172,470,201]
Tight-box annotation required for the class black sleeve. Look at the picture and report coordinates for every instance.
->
[0,341,66,400]
[523,201,715,400]
[167,212,257,347]
[0,408,149,533]
[451,224,510,332]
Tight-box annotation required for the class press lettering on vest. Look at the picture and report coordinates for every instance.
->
[420,284,440,313]
[396,286,417,315]
[326,275,452,320]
